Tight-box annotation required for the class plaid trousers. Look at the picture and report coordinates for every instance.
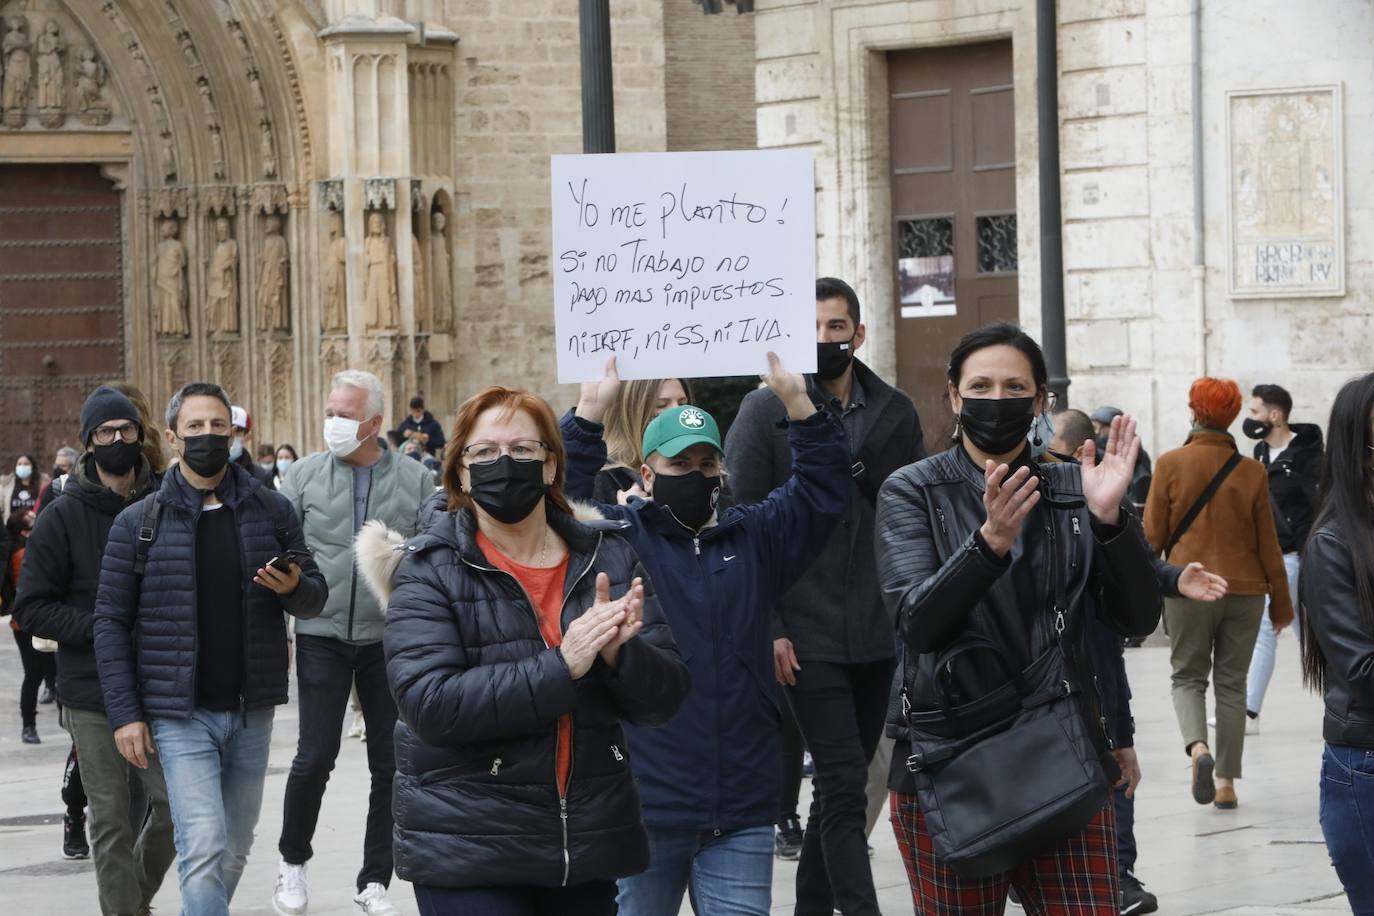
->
[890,792,1120,915]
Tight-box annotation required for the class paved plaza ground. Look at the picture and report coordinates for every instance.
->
[0,636,1350,914]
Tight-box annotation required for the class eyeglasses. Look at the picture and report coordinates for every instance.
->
[461,439,547,466]
[91,422,140,446]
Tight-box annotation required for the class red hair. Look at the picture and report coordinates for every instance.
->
[1188,377,1242,429]
[441,387,572,515]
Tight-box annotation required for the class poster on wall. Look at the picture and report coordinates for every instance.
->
[1227,85,1344,298]
[550,149,816,384]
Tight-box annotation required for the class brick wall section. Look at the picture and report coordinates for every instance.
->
[443,0,666,408]
[663,0,758,151]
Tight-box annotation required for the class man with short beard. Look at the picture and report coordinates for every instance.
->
[14,385,173,916]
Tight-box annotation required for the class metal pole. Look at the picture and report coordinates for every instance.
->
[1036,0,1068,407]
[579,0,615,154]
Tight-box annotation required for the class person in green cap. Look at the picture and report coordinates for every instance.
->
[559,353,850,916]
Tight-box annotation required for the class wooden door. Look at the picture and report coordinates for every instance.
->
[0,164,124,463]
[888,40,1019,446]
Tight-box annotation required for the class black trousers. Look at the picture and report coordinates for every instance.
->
[278,634,397,891]
[12,628,55,728]
[779,685,805,822]
[787,657,895,916]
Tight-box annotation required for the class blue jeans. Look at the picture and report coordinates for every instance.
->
[151,708,274,916]
[1112,783,1137,877]
[1246,551,1301,714]
[617,825,772,916]
[1320,744,1374,915]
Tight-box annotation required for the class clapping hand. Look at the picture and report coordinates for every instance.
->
[576,357,621,425]
[978,462,1040,556]
[560,573,643,678]
[1080,414,1141,526]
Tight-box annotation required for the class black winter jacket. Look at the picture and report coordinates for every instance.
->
[1255,423,1323,553]
[378,504,690,889]
[93,464,326,730]
[13,455,157,712]
[725,360,926,663]
[878,448,1161,789]
[1302,521,1374,747]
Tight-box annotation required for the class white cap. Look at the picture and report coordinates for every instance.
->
[231,405,250,432]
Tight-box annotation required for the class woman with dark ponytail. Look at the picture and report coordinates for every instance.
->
[1300,372,1374,913]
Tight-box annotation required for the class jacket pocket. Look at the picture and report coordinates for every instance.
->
[418,756,508,785]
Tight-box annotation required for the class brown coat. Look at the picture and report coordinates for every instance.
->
[1144,430,1294,627]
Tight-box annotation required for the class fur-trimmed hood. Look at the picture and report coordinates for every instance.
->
[355,500,610,605]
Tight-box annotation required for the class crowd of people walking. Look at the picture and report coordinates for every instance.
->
[1,275,1371,915]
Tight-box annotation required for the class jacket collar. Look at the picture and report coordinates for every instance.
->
[630,495,744,542]
[450,501,627,570]
[1183,429,1239,450]
[68,452,155,514]
[158,461,259,513]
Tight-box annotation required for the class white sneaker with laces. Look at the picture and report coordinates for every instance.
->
[354,882,399,916]
[273,860,308,916]
[348,709,365,739]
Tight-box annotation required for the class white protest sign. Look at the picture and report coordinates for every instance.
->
[550,149,816,384]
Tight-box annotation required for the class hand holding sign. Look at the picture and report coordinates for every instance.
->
[761,352,814,422]
[575,356,620,425]
[552,150,816,384]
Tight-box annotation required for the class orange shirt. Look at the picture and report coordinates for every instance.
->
[476,530,573,795]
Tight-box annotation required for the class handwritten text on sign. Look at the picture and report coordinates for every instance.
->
[551,150,816,384]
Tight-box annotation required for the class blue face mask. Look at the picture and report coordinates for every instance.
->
[276,458,294,475]
[15,464,32,481]
[229,437,244,461]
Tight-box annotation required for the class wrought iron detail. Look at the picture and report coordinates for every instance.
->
[2,305,122,316]
[897,217,954,259]
[976,214,1018,274]
[0,271,122,282]
[0,238,119,248]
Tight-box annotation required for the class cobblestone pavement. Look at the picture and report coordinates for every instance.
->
[0,636,1347,914]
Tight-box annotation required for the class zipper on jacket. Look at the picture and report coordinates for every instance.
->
[935,507,948,535]
[490,757,503,776]
[346,475,375,641]
[462,533,602,889]
[693,536,701,556]
[611,744,623,762]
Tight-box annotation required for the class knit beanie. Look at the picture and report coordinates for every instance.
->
[1188,377,1242,429]
[80,385,142,447]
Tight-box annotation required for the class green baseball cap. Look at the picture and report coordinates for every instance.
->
[642,405,723,459]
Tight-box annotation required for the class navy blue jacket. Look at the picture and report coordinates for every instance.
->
[562,409,849,830]
[93,463,327,729]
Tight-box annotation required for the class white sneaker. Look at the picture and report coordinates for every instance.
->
[273,860,308,915]
[354,882,399,916]
[348,709,365,739]
[1246,716,1261,735]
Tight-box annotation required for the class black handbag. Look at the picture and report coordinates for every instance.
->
[903,534,1112,878]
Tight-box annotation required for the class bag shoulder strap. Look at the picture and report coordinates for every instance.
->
[255,488,290,551]
[132,495,162,578]
[1165,452,1242,557]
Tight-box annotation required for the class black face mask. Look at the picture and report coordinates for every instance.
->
[93,441,141,476]
[467,455,547,525]
[1242,418,1273,440]
[815,339,855,381]
[178,433,231,479]
[652,470,721,531]
[959,397,1036,456]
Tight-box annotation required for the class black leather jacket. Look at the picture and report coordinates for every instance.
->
[877,449,1162,767]
[1303,521,1374,747]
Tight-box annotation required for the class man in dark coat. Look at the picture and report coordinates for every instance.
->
[93,382,327,916]
[725,277,925,916]
[14,385,174,916]
[397,396,447,457]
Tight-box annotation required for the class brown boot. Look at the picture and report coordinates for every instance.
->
[1215,785,1238,809]
[1191,745,1216,805]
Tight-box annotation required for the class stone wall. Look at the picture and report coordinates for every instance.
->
[664,0,758,152]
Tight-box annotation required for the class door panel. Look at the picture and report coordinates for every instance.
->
[889,40,1019,446]
[0,164,124,463]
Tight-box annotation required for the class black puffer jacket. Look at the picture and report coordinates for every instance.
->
[878,449,1161,785]
[93,463,326,730]
[1302,521,1374,747]
[1255,423,1323,553]
[375,504,690,889]
[13,454,156,712]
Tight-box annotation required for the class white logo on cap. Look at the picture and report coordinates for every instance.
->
[678,407,707,430]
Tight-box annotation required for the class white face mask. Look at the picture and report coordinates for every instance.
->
[324,415,364,458]
[229,437,245,461]
[15,464,32,480]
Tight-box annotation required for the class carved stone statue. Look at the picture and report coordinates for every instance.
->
[323,212,347,332]
[159,134,177,183]
[255,215,290,332]
[206,217,239,333]
[74,48,111,126]
[155,220,190,337]
[209,128,226,181]
[363,212,399,331]
[196,78,216,125]
[35,18,64,127]
[429,210,453,332]
[260,122,277,179]
[411,230,428,333]
[2,16,32,128]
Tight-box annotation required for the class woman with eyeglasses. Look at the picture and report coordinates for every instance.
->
[360,385,690,916]
[1300,372,1374,912]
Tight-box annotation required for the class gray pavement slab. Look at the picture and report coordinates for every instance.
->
[0,635,1349,914]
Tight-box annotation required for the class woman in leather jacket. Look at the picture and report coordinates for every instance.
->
[1300,372,1374,913]
[876,323,1161,913]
